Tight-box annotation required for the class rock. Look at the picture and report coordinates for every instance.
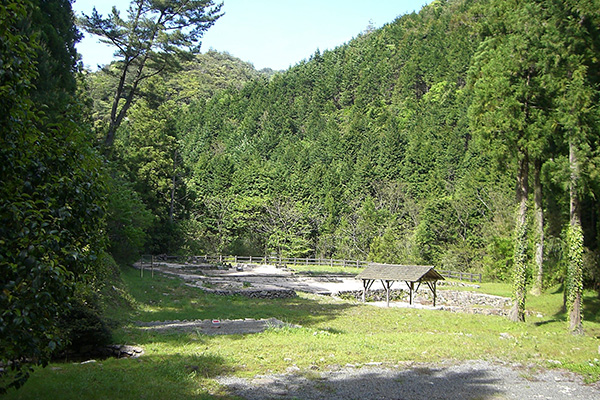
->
[105,344,144,358]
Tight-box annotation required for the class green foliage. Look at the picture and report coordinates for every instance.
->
[566,223,584,332]
[105,175,153,265]
[483,236,514,282]
[0,0,107,392]
[82,0,600,303]
[78,0,223,146]
[511,215,529,321]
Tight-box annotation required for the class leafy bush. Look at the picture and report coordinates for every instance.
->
[106,175,153,265]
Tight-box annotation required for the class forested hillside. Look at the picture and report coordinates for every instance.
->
[95,0,599,294]
[2,0,600,391]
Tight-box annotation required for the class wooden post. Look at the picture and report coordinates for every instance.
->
[362,280,367,303]
[386,281,389,307]
[362,279,374,303]
[381,280,393,307]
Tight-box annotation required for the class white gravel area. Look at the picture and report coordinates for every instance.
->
[217,360,600,400]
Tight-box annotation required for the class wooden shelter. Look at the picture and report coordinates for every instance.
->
[356,264,445,307]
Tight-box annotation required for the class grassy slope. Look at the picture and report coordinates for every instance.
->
[6,267,600,399]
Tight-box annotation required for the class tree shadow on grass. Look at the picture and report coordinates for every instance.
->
[219,364,506,400]
[546,285,600,325]
[4,353,232,400]
[582,292,600,324]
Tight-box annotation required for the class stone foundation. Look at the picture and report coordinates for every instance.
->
[197,286,298,299]
[336,289,514,316]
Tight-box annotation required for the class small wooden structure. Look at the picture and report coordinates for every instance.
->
[356,264,445,307]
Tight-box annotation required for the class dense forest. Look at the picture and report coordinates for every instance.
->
[96,0,600,291]
[1,0,599,392]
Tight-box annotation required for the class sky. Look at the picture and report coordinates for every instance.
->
[73,0,431,71]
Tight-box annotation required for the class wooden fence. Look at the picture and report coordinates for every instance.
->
[141,254,482,282]
[438,270,482,283]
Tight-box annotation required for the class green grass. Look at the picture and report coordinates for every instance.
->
[6,267,600,399]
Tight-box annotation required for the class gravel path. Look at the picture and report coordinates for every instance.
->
[217,360,600,400]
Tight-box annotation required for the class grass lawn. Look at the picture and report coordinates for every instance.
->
[5,267,600,399]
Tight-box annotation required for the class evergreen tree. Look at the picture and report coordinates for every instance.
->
[549,0,600,334]
[78,0,223,147]
[468,0,555,322]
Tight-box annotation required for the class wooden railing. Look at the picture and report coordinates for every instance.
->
[438,270,482,283]
[142,254,482,282]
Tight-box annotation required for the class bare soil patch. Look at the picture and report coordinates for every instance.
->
[135,318,298,335]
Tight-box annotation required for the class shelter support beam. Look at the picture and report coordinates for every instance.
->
[362,279,375,302]
[425,281,438,307]
[380,280,394,307]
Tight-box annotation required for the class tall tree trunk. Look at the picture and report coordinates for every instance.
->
[169,149,178,224]
[568,140,584,334]
[532,158,544,295]
[510,151,529,322]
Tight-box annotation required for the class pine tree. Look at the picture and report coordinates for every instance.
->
[78,0,222,147]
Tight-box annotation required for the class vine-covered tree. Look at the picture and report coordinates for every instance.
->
[549,0,600,334]
[468,0,555,322]
[78,0,223,147]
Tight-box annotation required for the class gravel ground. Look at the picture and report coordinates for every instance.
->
[135,318,296,335]
[217,360,600,400]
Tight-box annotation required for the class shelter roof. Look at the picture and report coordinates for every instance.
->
[356,264,444,282]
